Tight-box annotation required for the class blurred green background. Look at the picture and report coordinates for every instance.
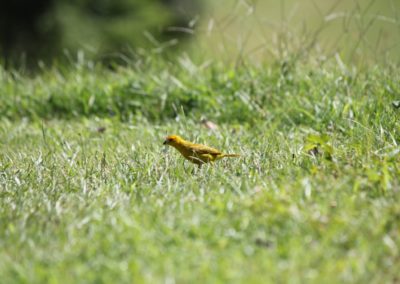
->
[1,0,399,67]
[194,0,400,64]
[0,0,201,66]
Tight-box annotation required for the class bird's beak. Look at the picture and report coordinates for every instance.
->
[163,140,167,145]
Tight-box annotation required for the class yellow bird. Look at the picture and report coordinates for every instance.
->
[163,135,240,166]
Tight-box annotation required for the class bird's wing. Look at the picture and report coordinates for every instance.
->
[191,143,222,156]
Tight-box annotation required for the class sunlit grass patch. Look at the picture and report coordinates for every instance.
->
[0,54,399,283]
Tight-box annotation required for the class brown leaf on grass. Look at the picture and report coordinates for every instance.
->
[200,118,219,130]
[255,238,274,248]
[307,146,319,157]
[97,127,106,133]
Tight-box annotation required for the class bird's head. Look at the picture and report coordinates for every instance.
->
[163,135,183,146]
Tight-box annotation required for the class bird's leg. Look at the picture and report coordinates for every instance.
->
[183,160,189,173]
[190,163,202,175]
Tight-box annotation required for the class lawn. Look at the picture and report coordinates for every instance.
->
[0,57,399,283]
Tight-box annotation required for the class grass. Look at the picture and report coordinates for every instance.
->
[0,55,399,283]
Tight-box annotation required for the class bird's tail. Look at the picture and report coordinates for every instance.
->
[222,154,240,158]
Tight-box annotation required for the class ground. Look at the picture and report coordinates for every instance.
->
[0,59,399,283]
